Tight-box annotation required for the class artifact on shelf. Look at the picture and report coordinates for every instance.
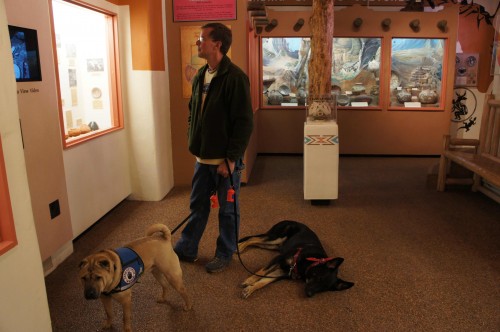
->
[337,94,350,106]
[267,90,283,105]
[79,124,91,134]
[68,128,81,137]
[418,85,438,104]
[88,121,99,131]
[297,88,307,105]
[351,83,366,95]
[351,94,373,104]
[396,88,412,103]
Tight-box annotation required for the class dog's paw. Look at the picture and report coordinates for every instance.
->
[241,287,253,299]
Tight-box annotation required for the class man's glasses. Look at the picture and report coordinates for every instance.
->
[198,36,211,43]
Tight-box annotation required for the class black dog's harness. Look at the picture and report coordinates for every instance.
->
[104,247,144,295]
[289,247,336,279]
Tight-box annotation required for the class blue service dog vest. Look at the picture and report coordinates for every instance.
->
[110,247,144,293]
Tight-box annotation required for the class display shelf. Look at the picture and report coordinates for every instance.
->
[251,5,458,114]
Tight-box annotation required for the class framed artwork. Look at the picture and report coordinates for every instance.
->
[180,25,231,98]
[173,0,236,22]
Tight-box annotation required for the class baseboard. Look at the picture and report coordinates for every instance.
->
[43,240,74,276]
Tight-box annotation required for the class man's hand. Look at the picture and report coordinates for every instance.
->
[217,159,235,178]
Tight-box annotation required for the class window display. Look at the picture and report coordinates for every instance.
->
[262,37,310,107]
[331,37,381,107]
[261,37,382,108]
[52,0,123,147]
[390,38,444,108]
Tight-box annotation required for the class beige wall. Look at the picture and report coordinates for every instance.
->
[0,0,52,329]
[4,0,73,262]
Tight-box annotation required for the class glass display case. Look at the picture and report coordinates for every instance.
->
[261,36,447,110]
[332,37,381,108]
[262,37,310,107]
[261,37,382,108]
[390,38,444,108]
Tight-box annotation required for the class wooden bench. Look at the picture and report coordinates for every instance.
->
[437,95,500,203]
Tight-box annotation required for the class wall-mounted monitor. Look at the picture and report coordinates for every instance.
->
[8,25,42,82]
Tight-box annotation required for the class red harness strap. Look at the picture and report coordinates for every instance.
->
[305,257,336,273]
[289,248,335,279]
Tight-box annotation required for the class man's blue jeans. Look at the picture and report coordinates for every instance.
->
[174,159,242,260]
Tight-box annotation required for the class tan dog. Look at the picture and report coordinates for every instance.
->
[79,224,192,332]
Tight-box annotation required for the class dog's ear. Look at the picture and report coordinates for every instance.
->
[332,278,354,291]
[326,257,344,269]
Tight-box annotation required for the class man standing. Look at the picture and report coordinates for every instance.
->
[174,23,254,273]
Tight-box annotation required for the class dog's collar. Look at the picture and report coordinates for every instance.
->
[104,247,144,295]
[289,248,335,279]
[305,257,336,273]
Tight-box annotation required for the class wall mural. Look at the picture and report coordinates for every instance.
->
[451,87,478,132]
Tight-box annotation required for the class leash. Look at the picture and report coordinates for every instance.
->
[170,159,280,279]
[224,159,282,279]
[170,210,196,235]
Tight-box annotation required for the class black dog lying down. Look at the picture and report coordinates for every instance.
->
[238,220,354,298]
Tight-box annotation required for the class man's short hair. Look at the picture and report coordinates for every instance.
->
[202,23,232,55]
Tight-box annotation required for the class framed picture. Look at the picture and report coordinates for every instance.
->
[173,0,236,22]
[8,25,42,82]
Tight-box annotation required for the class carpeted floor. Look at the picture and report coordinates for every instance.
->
[45,155,500,332]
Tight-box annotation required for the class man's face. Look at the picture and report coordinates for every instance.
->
[196,28,219,59]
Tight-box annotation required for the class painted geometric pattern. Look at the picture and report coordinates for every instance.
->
[304,135,339,145]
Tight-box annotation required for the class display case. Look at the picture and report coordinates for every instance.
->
[390,38,444,108]
[248,4,459,155]
[332,37,381,108]
[253,5,458,115]
[261,37,382,108]
[262,37,310,107]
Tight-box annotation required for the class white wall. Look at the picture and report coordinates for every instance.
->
[118,3,174,201]
[60,0,133,238]
[0,0,52,329]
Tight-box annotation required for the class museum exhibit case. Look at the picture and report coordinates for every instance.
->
[262,37,382,108]
[248,4,459,155]
[390,38,445,108]
[256,20,453,113]
[51,0,123,147]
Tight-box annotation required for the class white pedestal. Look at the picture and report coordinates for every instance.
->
[304,120,339,201]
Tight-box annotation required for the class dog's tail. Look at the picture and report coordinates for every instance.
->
[146,223,172,242]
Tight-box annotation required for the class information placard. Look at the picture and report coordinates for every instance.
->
[173,0,237,22]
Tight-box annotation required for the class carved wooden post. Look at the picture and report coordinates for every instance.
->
[308,0,333,101]
[304,0,338,203]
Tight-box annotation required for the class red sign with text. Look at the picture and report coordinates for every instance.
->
[173,0,237,22]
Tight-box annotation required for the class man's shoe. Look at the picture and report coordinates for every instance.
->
[174,248,198,263]
[205,256,231,273]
